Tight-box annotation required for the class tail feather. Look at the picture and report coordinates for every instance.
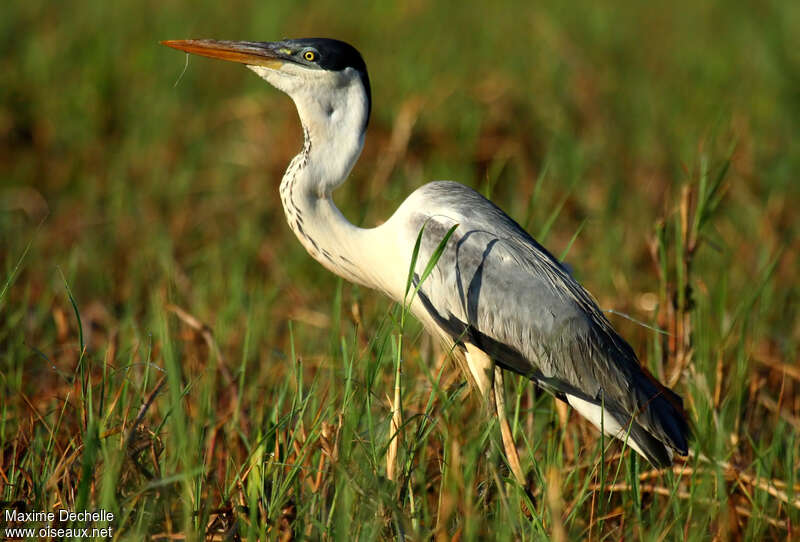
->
[634,372,690,457]
[622,418,673,468]
[567,387,689,468]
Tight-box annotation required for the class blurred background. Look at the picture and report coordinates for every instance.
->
[2,0,798,539]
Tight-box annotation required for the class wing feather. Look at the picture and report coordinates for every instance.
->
[404,182,688,459]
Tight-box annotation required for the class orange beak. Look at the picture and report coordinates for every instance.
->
[161,39,286,68]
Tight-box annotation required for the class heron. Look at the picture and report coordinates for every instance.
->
[162,38,689,484]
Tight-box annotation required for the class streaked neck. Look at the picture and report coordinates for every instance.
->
[278,93,384,291]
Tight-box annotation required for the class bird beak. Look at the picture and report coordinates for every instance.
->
[161,40,287,69]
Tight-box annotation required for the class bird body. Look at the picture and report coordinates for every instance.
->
[386,181,687,466]
[163,37,689,469]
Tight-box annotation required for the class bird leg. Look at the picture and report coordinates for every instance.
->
[464,343,494,402]
[464,343,526,487]
[493,365,526,487]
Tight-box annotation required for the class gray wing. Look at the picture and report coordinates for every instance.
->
[407,182,688,464]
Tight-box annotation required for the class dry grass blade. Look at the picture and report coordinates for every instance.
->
[546,467,567,542]
[125,376,167,479]
[166,303,240,409]
[125,376,166,450]
[757,393,800,430]
[594,455,800,518]
[590,483,789,530]
[754,354,800,382]
[165,304,227,368]
[386,387,402,482]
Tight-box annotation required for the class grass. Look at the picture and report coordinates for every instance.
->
[2,0,799,539]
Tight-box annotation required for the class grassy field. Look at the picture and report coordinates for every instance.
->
[2,0,799,539]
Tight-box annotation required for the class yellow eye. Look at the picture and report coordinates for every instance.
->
[304,50,316,62]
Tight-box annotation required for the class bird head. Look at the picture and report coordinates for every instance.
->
[162,38,371,137]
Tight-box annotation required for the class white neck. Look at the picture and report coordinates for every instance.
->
[253,65,386,291]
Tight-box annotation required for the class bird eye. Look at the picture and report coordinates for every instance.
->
[303,50,317,62]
